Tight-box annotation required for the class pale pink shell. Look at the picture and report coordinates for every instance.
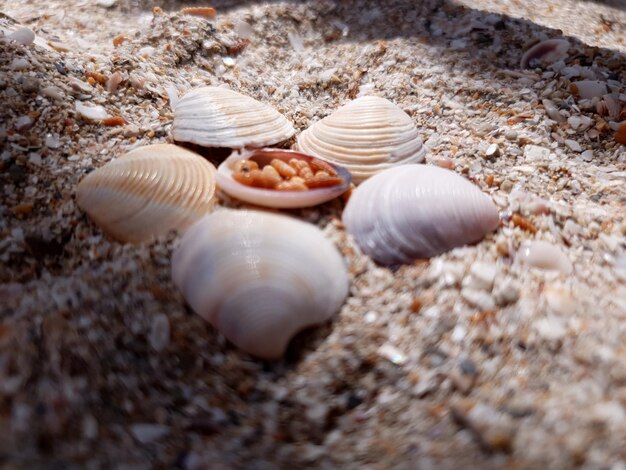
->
[343,164,499,265]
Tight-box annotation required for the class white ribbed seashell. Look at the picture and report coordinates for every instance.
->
[172,86,296,149]
[172,210,349,359]
[77,144,217,243]
[296,96,426,184]
[343,165,499,265]
[216,148,351,208]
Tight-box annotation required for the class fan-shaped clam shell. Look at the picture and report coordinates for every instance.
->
[296,96,426,183]
[216,148,351,208]
[172,210,349,358]
[76,144,217,243]
[172,86,296,149]
[343,165,499,265]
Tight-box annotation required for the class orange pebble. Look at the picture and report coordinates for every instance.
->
[180,7,217,18]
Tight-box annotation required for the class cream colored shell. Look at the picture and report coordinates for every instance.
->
[172,86,296,149]
[296,96,426,183]
[76,144,217,243]
[172,209,349,359]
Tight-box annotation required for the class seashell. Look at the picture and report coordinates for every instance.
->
[77,144,217,243]
[520,38,569,69]
[172,86,295,149]
[296,96,426,184]
[216,148,351,208]
[516,240,573,275]
[342,165,499,265]
[571,80,607,100]
[171,210,349,358]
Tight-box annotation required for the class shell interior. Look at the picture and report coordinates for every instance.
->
[76,144,217,243]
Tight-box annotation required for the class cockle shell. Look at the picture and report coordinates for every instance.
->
[342,165,499,265]
[296,96,426,183]
[171,210,349,358]
[76,144,217,243]
[172,86,296,149]
[216,148,351,208]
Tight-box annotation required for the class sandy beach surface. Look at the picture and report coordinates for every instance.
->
[1,0,626,467]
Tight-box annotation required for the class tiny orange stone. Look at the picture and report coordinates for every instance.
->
[180,7,217,18]
[616,122,626,145]
[512,213,537,234]
[102,116,126,127]
[113,34,125,47]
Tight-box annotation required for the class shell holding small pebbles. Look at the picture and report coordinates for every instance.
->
[76,144,217,243]
[516,240,573,275]
[296,96,426,184]
[343,165,500,265]
[216,148,351,208]
[171,210,349,359]
[172,86,295,149]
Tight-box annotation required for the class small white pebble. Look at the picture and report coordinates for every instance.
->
[15,115,34,132]
[7,27,35,46]
[581,149,593,162]
[461,288,496,310]
[564,139,582,152]
[28,153,42,166]
[45,134,62,149]
[41,86,64,101]
[10,58,29,71]
[75,101,109,121]
[378,344,407,365]
[287,31,304,52]
[149,314,170,352]
[130,424,169,444]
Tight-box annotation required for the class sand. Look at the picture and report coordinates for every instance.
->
[1,0,626,467]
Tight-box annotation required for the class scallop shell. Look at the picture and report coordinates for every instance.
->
[76,144,217,243]
[172,86,296,149]
[171,210,349,359]
[296,96,426,184]
[342,164,499,265]
[216,148,351,208]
